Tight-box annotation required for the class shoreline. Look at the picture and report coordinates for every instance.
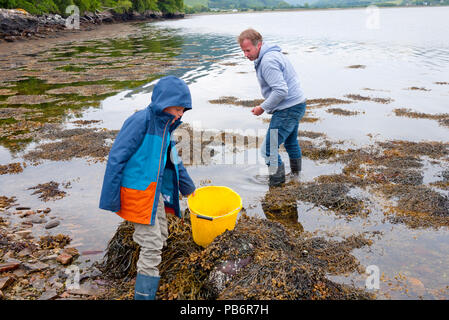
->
[187,4,449,17]
[0,9,184,43]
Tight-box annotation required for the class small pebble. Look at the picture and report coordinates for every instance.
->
[45,220,60,229]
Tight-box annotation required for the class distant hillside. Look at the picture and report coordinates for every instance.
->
[184,0,209,6]
[184,0,290,9]
[285,0,449,7]
[186,0,449,9]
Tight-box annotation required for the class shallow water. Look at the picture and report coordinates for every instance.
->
[1,7,449,299]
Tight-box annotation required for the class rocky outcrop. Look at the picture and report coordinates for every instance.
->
[0,8,184,42]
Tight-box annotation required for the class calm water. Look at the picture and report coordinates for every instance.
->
[1,7,449,299]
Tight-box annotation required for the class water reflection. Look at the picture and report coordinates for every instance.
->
[261,186,304,233]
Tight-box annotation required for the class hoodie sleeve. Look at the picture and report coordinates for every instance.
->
[259,53,288,114]
[99,111,147,212]
[177,160,196,196]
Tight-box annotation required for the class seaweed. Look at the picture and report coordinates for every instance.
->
[27,181,68,202]
[98,214,374,300]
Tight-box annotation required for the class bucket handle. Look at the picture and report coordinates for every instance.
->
[196,214,214,221]
[195,205,242,221]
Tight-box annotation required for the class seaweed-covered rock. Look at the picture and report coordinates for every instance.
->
[99,214,374,300]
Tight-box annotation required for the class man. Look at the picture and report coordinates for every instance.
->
[238,28,306,187]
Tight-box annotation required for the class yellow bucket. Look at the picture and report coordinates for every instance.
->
[187,186,242,247]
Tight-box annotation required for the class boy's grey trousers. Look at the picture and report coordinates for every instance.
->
[132,194,168,277]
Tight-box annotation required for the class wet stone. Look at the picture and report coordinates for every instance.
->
[29,216,47,224]
[38,289,59,300]
[23,261,49,272]
[45,220,60,229]
[0,276,15,290]
[56,253,73,265]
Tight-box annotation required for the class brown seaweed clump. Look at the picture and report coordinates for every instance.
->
[346,65,366,69]
[377,140,448,160]
[27,181,69,202]
[393,108,449,129]
[38,234,72,250]
[375,184,449,229]
[208,96,264,108]
[99,220,140,280]
[265,181,368,218]
[326,108,360,116]
[98,214,374,300]
[0,195,16,209]
[430,170,449,190]
[324,141,449,228]
[0,162,24,175]
[300,140,344,161]
[24,127,117,163]
[306,98,354,108]
[344,94,393,104]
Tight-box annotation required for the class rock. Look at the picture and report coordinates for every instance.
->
[19,210,35,217]
[31,278,46,290]
[0,262,20,273]
[0,276,15,290]
[63,247,79,258]
[43,208,51,214]
[56,253,73,265]
[17,247,32,257]
[29,216,47,224]
[408,277,426,296]
[68,282,105,296]
[45,220,60,229]
[59,291,71,299]
[52,281,64,290]
[12,268,26,277]
[15,229,32,238]
[23,262,49,272]
[3,251,15,260]
[20,220,33,227]
[80,267,102,282]
[38,289,59,300]
[40,254,58,262]
[206,257,252,294]
[16,206,31,210]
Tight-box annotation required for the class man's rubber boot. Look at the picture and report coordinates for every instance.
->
[289,158,302,175]
[268,163,285,187]
[134,273,160,300]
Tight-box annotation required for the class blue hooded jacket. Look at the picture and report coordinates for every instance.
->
[99,76,196,225]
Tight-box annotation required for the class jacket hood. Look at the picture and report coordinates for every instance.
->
[149,76,192,115]
[254,43,281,69]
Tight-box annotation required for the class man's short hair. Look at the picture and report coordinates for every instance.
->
[238,28,262,46]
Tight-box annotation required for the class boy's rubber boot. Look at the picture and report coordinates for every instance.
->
[289,158,302,175]
[268,163,285,187]
[134,273,160,300]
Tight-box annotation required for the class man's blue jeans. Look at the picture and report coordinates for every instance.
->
[262,102,306,168]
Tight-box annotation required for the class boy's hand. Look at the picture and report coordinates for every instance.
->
[251,105,264,116]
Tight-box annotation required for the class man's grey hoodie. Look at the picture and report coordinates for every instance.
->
[254,43,306,114]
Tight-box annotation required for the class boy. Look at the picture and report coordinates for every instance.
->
[99,76,196,300]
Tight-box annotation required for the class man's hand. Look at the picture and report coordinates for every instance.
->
[251,105,264,116]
